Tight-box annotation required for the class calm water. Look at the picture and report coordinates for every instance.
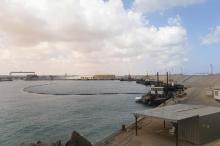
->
[0,80,149,146]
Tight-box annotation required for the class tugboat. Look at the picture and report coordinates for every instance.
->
[143,86,171,106]
[135,72,186,106]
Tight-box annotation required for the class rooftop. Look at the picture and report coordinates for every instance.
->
[134,104,220,122]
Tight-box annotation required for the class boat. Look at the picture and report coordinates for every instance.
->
[135,72,186,106]
[142,86,169,106]
[135,96,143,103]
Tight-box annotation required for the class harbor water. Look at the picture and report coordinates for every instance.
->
[0,80,149,145]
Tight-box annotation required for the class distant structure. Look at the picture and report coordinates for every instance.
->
[25,74,39,80]
[93,75,115,80]
[128,74,132,80]
[9,71,35,76]
[9,71,36,80]
[210,64,213,75]
[0,75,13,81]
[80,75,94,80]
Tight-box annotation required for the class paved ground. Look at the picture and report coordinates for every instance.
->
[98,118,195,146]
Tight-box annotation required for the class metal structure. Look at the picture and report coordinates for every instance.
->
[133,104,220,146]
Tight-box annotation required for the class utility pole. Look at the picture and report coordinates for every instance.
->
[180,67,183,75]
[210,64,213,75]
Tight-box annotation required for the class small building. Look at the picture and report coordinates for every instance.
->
[134,104,220,145]
[214,87,220,100]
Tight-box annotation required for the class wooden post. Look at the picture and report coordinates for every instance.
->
[175,122,179,146]
[135,116,138,136]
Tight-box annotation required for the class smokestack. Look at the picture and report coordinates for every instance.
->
[157,72,159,86]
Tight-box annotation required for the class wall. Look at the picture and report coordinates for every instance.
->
[178,116,200,144]
[199,112,220,144]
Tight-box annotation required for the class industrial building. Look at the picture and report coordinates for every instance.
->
[93,75,116,80]
[134,104,220,146]
[80,75,94,80]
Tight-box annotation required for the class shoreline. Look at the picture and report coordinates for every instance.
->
[97,75,220,146]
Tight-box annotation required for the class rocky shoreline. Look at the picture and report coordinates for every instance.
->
[22,131,93,146]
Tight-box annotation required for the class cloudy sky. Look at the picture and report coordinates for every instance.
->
[0,0,220,75]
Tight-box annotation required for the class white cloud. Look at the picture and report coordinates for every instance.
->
[0,0,189,75]
[133,0,205,13]
[201,26,220,45]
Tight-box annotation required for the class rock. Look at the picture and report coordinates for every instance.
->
[36,141,42,145]
[51,140,62,146]
[65,131,93,146]
[29,141,43,146]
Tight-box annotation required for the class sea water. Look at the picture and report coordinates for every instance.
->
[0,80,149,145]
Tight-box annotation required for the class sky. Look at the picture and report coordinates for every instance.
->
[0,0,220,75]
